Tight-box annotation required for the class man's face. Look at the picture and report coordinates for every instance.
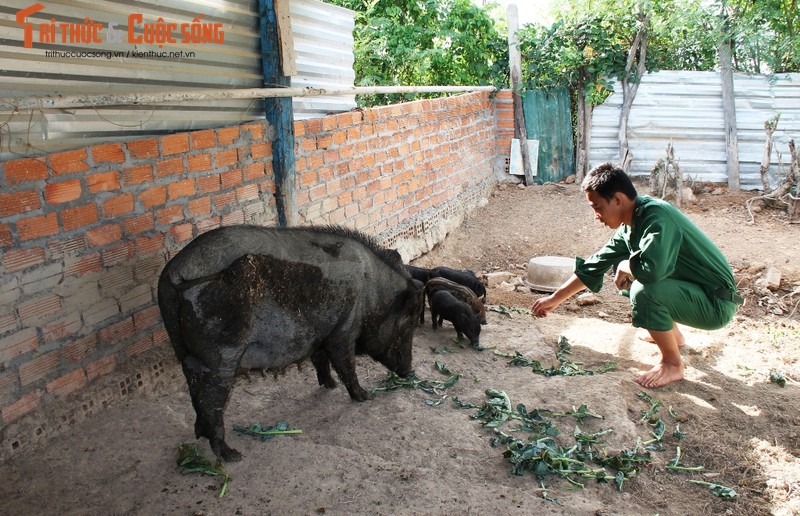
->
[586,190,624,229]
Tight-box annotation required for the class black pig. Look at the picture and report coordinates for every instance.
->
[430,266,487,301]
[425,277,487,324]
[405,264,434,283]
[429,290,482,348]
[158,225,423,462]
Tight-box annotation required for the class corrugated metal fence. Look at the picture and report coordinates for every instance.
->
[0,0,355,159]
[590,71,800,189]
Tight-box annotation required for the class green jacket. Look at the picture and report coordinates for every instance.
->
[574,195,736,298]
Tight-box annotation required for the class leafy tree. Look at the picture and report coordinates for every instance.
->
[517,12,629,178]
[327,0,508,106]
[717,0,800,74]
[518,0,737,177]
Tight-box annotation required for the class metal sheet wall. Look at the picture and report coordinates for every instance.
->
[0,0,355,159]
[289,0,356,118]
[590,71,800,189]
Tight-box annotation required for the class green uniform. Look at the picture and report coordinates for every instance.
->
[574,195,740,332]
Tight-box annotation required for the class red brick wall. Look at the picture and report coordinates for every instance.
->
[0,122,278,434]
[295,91,500,258]
[0,90,503,460]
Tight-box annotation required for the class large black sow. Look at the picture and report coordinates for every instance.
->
[158,225,423,461]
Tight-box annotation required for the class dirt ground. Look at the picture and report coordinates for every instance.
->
[1,181,798,516]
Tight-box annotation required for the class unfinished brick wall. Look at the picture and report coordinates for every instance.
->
[294,91,500,259]
[0,90,503,461]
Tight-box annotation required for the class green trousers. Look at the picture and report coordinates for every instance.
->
[628,279,738,332]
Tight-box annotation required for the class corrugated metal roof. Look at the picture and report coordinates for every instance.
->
[0,0,356,159]
[590,70,800,189]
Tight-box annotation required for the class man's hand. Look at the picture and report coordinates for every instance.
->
[531,294,560,317]
[614,259,634,290]
[530,274,588,317]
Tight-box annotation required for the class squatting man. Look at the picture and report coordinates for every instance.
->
[531,162,742,388]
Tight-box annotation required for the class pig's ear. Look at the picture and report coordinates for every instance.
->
[408,277,424,292]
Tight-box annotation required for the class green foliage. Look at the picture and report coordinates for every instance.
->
[722,0,800,73]
[494,335,618,377]
[371,360,461,396]
[518,0,726,102]
[472,388,644,491]
[177,443,230,497]
[326,0,508,106]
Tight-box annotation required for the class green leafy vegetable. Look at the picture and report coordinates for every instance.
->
[488,305,534,318]
[177,443,230,498]
[430,346,458,354]
[371,360,460,397]
[637,391,663,423]
[666,446,704,472]
[471,389,648,492]
[549,404,604,424]
[689,480,738,499]
[769,371,787,387]
[233,420,302,441]
[494,336,616,377]
[452,396,478,409]
[425,396,447,406]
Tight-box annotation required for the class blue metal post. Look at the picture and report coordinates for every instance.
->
[259,0,296,227]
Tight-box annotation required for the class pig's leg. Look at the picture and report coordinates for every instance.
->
[311,349,337,388]
[182,356,241,462]
[323,338,370,402]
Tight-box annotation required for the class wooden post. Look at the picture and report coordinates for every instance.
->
[260,0,297,227]
[507,4,534,186]
[718,37,740,191]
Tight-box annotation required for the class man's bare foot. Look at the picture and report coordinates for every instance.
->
[637,325,685,348]
[634,362,684,388]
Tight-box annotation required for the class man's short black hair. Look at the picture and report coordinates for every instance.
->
[580,162,638,202]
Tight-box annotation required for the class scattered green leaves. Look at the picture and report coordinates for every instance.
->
[549,404,604,425]
[688,479,738,499]
[469,388,733,503]
[452,396,478,409]
[471,388,648,492]
[177,443,230,498]
[371,360,460,397]
[233,420,302,442]
[666,446,704,473]
[488,305,534,318]
[494,335,616,377]
[637,391,663,424]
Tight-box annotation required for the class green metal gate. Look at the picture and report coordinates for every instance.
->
[522,88,575,184]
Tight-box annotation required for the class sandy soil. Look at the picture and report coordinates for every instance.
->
[0,182,798,516]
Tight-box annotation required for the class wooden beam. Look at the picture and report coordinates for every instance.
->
[718,37,740,191]
[507,4,534,186]
[275,0,296,76]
